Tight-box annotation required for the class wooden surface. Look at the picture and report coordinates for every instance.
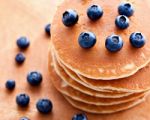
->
[0,0,150,120]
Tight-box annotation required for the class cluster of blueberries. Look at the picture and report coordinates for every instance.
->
[6,30,53,120]
[6,24,87,120]
[62,2,146,52]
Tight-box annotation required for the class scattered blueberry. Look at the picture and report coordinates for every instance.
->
[118,2,134,17]
[105,35,124,52]
[20,117,30,120]
[17,37,30,49]
[72,113,88,120]
[62,9,78,27]
[15,52,26,64]
[16,93,30,107]
[36,99,53,114]
[115,15,129,29]
[5,80,15,90]
[87,5,103,21]
[45,24,51,36]
[27,71,43,86]
[130,32,146,48]
[78,32,96,49]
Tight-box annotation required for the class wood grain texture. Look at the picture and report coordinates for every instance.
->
[0,0,150,120]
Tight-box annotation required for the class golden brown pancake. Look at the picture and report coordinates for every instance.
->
[64,95,145,114]
[54,51,150,92]
[50,61,145,105]
[49,51,146,107]
[51,0,150,80]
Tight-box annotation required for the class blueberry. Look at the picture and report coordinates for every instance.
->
[72,113,88,120]
[45,24,51,36]
[118,2,134,17]
[62,9,78,27]
[27,71,42,86]
[115,15,129,29]
[130,32,146,48]
[17,37,30,49]
[5,80,15,90]
[87,5,103,21]
[15,52,26,64]
[20,117,30,120]
[16,93,30,107]
[36,99,53,114]
[105,35,124,52]
[78,32,96,49]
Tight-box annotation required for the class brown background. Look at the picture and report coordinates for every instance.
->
[0,0,150,120]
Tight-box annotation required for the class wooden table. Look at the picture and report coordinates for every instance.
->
[0,0,150,119]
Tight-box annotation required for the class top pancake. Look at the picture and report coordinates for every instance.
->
[51,0,150,80]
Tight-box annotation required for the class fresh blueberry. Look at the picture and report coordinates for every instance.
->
[72,113,88,120]
[115,15,129,29]
[16,93,30,107]
[105,35,124,52]
[20,117,30,120]
[27,71,42,86]
[5,80,15,90]
[17,37,30,49]
[130,32,146,48]
[78,32,96,49]
[36,99,53,114]
[15,52,26,64]
[87,5,103,21]
[62,9,78,27]
[118,2,134,17]
[45,24,51,36]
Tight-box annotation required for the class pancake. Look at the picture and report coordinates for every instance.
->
[50,60,145,105]
[64,95,145,114]
[49,51,146,106]
[50,50,135,99]
[51,0,150,80]
[55,51,150,92]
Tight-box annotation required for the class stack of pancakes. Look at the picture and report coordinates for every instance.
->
[49,0,150,114]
